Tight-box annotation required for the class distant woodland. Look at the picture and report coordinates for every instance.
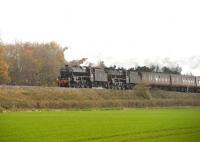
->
[0,41,66,86]
[0,40,182,86]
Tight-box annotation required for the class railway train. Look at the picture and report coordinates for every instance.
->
[57,65,200,92]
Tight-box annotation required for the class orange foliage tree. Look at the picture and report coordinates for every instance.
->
[4,41,66,86]
[0,43,9,84]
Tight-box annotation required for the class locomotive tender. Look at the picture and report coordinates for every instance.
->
[57,65,200,92]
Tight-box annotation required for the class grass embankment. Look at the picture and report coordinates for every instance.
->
[0,108,200,142]
[0,85,200,110]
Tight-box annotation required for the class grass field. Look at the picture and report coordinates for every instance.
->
[0,108,200,142]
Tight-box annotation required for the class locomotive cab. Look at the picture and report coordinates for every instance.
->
[57,65,71,87]
[57,65,92,88]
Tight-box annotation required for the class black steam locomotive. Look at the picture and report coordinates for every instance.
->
[57,65,200,92]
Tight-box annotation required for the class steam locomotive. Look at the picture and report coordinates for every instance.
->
[57,65,200,92]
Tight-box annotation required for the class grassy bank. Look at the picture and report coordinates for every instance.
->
[0,85,200,110]
[0,108,200,142]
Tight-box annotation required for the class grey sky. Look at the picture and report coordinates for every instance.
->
[0,0,200,75]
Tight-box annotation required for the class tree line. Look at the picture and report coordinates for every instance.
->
[108,65,182,74]
[132,65,182,74]
[0,41,66,86]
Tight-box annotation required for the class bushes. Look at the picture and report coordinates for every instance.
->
[133,82,152,99]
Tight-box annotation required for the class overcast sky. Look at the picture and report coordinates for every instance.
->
[0,0,200,75]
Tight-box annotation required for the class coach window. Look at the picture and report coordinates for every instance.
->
[155,76,158,81]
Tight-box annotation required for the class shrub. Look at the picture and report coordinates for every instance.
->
[133,82,152,100]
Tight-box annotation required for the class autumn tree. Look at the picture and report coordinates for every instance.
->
[4,41,66,86]
[0,43,9,84]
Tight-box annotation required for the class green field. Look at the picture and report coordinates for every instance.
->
[0,108,200,142]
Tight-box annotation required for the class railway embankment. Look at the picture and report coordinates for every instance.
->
[0,85,200,110]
